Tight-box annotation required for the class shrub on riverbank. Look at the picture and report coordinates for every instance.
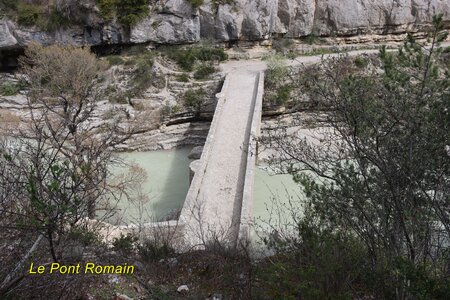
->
[261,15,450,300]
[162,45,227,71]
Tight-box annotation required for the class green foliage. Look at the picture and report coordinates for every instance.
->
[264,55,294,105]
[98,0,116,20]
[269,84,292,105]
[257,217,367,299]
[98,0,149,27]
[194,63,216,79]
[265,55,289,89]
[46,9,72,31]
[17,3,43,27]
[138,239,175,261]
[266,16,450,299]
[303,47,337,56]
[128,50,155,96]
[68,227,102,247]
[354,56,369,68]
[0,82,23,96]
[377,257,450,299]
[176,73,190,82]
[183,88,207,114]
[187,0,204,8]
[272,37,295,55]
[8,1,73,31]
[162,45,227,71]
[303,32,322,45]
[112,233,138,254]
[106,55,124,66]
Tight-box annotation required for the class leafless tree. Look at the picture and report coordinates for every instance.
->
[0,43,147,297]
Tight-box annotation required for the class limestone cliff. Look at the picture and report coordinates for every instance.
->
[0,0,449,50]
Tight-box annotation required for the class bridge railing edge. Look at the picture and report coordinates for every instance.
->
[178,74,232,242]
[238,70,265,245]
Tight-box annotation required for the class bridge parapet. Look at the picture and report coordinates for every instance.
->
[238,71,264,245]
[178,75,231,248]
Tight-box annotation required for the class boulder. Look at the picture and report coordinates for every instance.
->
[176,284,189,293]
[0,20,18,49]
[188,146,203,159]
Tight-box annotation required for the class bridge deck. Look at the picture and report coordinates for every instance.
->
[181,69,261,246]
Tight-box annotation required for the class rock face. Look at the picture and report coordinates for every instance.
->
[131,0,200,44]
[0,0,449,50]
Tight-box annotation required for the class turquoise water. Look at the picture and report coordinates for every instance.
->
[103,148,303,229]
[105,147,193,225]
[253,167,304,231]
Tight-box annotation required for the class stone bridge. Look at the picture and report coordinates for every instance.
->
[178,67,265,248]
[101,43,450,249]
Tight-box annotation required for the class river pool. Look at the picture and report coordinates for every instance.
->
[105,148,303,228]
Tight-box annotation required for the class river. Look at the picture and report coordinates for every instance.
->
[106,148,302,229]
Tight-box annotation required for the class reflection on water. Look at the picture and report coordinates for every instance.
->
[105,147,193,225]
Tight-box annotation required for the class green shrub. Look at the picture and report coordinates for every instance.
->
[12,2,73,31]
[194,63,216,79]
[194,46,228,61]
[375,257,450,300]
[303,48,336,56]
[138,239,175,261]
[272,37,295,54]
[68,227,102,247]
[17,3,43,27]
[265,55,289,88]
[98,0,149,28]
[163,45,227,71]
[177,73,190,82]
[106,55,124,66]
[354,56,369,68]
[172,50,197,71]
[304,32,320,45]
[187,0,204,8]
[112,233,138,254]
[0,82,23,96]
[98,0,116,21]
[256,218,368,299]
[183,88,207,113]
[272,84,292,105]
[128,51,155,96]
[46,9,72,31]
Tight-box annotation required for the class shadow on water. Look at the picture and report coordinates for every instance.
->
[111,122,210,225]
[149,146,192,220]
[158,122,210,218]
[105,147,193,225]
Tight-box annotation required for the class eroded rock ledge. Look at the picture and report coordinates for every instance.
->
[1,0,449,51]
